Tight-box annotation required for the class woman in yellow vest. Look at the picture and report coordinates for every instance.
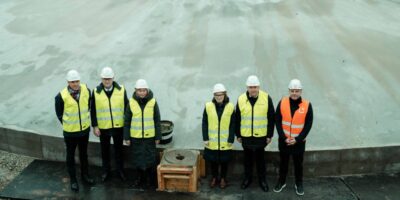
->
[123,79,161,190]
[90,67,128,182]
[202,83,235,189]
[54,70,95,192]
[273,79,313,196]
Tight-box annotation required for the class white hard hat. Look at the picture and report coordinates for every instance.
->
[135,79,149,89]
[213,83,226,93]
[100,67,114,78]
[288,79,303,89]
[246,75,260,86]
[66,70,80,81]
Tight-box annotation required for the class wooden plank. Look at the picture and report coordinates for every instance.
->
[163,175,190,179]
[199,154,206,177]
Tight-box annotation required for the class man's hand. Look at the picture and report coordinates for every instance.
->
[204,141,209,146]
[266,137,272,144]
[237,137,242,143]
[155,140,160,144]
[94,127,101,137]
[124,140,131,146]
[286,138,296,146]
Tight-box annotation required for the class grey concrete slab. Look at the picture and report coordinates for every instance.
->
[6,129,42,159]
[0,128,9,151]
[2,127,400,176]
[40,134,66,162]
[342,173,400,200]
[0,0,399,151]
[4,159,389,200]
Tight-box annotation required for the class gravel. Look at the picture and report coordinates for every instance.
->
[0,150,34,191]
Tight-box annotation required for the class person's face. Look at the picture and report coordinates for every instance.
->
[214,92,225,103]
[289,89,302,100]
[68,80,80,91]
[136,88,148,98]
[247,86,259,97]
[102,78,113,88]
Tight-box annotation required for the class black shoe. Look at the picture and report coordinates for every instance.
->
[118,170,126,181]
[273,181,286,193]
[295,183,304,196]
[241,179,252,189]
[82,174,95,185]
[70,180,79,192]
[132,178,141,188]
[101,172,110,182]
[259,180,269,192]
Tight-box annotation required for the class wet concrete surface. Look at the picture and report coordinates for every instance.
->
[1,160,399,199]
[0,0,400,151]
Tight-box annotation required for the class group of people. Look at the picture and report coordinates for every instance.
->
[55,67,313,196]
[202,75,313,196]
[55,67,161,192]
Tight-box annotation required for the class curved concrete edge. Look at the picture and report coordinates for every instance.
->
[1,127,399,177]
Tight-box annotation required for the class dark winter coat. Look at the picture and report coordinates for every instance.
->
[123,90,161,170]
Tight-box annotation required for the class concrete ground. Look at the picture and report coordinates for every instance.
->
[0,0,399,151]
[1,159,399,200]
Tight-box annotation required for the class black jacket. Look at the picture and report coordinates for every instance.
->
[54,85,91,137]
[235,91,275,148]
[123,90,161,140]
[202,97,235,144]
[275,97,313,152]
[90,81,128,128]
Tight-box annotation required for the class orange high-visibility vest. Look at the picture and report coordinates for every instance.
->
[280,97,309,139]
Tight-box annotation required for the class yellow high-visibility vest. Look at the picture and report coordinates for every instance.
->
[129,98,156,138]
[94,86,125,129]
[205,102,234,150]
[238,90,269,137]
[60,84,91,132]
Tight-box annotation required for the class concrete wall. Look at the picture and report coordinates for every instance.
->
[1,127,399,177]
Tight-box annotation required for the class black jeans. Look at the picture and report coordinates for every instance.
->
[278,150,304,184]
[64,134,89,180]
[243,147,266,181]
[210,161,229,179]
[99,128,124,172]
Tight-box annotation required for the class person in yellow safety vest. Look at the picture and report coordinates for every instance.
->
[202,83,236,189]
[123,79,161,190]
[235,75,275,192]
[54,70,95,192]
[90,67,129,182]
[273,79,313,196]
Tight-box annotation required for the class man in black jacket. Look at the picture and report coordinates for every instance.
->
[54,70,95,192]
[273,79,313,196]
[90,67,128,182]
[236,75,275,192]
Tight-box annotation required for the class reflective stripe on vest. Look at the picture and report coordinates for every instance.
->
[238,90,269,137]
[94,86,125,129]
[280,97,309,139]
[60,84,91,132]
[129,98,156,138]
[205,102,234,151]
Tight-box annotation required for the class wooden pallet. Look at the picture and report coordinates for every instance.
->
[157,165,198,192]
[157,151,205,192]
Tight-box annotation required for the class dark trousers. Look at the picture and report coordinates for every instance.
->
[99,128,124,172]
[278,150,304,184]
[243,147,266,181]
[64,134,89,180]
[210,161,228,179]
[136,166,157,187]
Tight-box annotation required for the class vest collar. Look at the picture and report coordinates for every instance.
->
[96,81,121,93]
